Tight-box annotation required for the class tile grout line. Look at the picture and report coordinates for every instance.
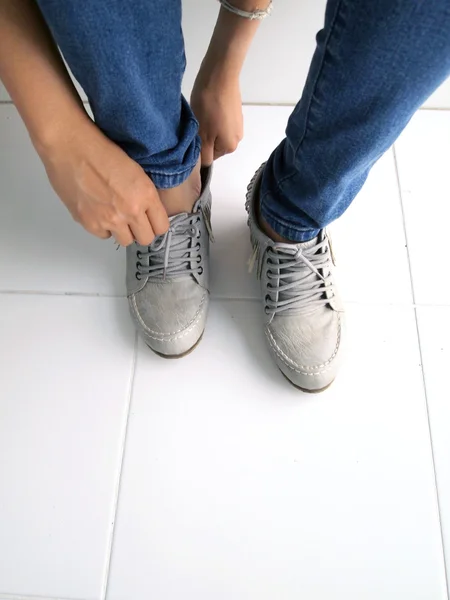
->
[0,290,125,298]
[2,288,450,309]
[393,144,450,599]
[0,327,140,600]
[241,103,450,111]
[100,330,139,600]
[0,594,87,600]
[1,98,450,110]
[2,289,450,309]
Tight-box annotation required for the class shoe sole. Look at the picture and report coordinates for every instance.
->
[279,368,334,394]
[146,332,204,360]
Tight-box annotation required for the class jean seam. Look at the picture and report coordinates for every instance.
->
[265,0,346,199]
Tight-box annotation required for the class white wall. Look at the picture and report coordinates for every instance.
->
[181,0,324,105]
[1,0,449,108]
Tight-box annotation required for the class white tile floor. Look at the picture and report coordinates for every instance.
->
[0,106,449,600]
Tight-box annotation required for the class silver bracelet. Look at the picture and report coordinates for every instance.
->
[218,0,273,21]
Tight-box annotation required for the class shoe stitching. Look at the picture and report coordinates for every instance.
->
[265,313,341,375]
[266,331,337,376]
[130,293,207,340]
[144,313,204,343]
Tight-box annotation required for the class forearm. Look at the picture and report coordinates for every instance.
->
[0,0,89,154]
[200,1,270,81]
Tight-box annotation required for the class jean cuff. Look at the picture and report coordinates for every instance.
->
[260,195,320,242]
[148,168,194,189]
[145,139,201,189]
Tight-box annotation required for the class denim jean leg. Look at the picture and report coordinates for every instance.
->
[35,0,200,189]
[260,0,450,242]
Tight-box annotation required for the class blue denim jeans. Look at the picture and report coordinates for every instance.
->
[261,0,450,240]
[36,0,200,189]
[37,0,450,240]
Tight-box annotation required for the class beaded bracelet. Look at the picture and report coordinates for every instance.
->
[218,0,273,21]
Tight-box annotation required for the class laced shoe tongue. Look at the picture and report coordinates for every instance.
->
[274,240,317,288]
[296,237,318,251]
[149,212,197,281]
[270,236,327,315]
[273,236,319,285]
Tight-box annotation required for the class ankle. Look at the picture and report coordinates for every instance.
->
[255,192,295,244]
[259,214,292,243]
[158,158,202,217]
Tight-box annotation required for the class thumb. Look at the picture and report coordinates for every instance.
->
[200,138,215,166]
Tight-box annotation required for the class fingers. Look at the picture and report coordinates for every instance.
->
[83,223,112,240]
[141,183,169,236]
[214,136,241,161]
[122,184,168,244]
[146,209,168,236]
[200,136,242,164]
[213,146,227,161]
[130,215,155,246]
[111,226,134,247]
[146,197,169,236]
[76,170,169,246]
[200,139,215,166]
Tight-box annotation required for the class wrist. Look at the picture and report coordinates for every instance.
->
[198,50,242,87]
[218,0,273,20]
[33,107,93,161]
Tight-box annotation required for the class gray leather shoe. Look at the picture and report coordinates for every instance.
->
[246,165,344,392]
[127,167,213,357]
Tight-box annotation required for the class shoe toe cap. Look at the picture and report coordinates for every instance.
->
[129,280,208,357]
[266,310,343,392]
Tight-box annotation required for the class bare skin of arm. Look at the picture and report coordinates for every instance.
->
[191,2,270,164]
[0,0,169,246]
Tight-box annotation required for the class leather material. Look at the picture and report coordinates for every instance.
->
[129,285,209,356]
[246,165,344,391]
[126,166,212,356]
[266,311,343,391]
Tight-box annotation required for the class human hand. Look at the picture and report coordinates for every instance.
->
[38,118,169,246]
[191,70,243,165]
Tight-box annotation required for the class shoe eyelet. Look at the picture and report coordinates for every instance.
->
[136,272,142,281]
[198,267,204,275]
[137,251,142,259]
[197,256,202,264]
[136,261,142,269]
[196,243,201,251]
[265,294,271,302]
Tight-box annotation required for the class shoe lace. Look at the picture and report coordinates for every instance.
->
[136,213,203,281]
[265,236,334,316]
